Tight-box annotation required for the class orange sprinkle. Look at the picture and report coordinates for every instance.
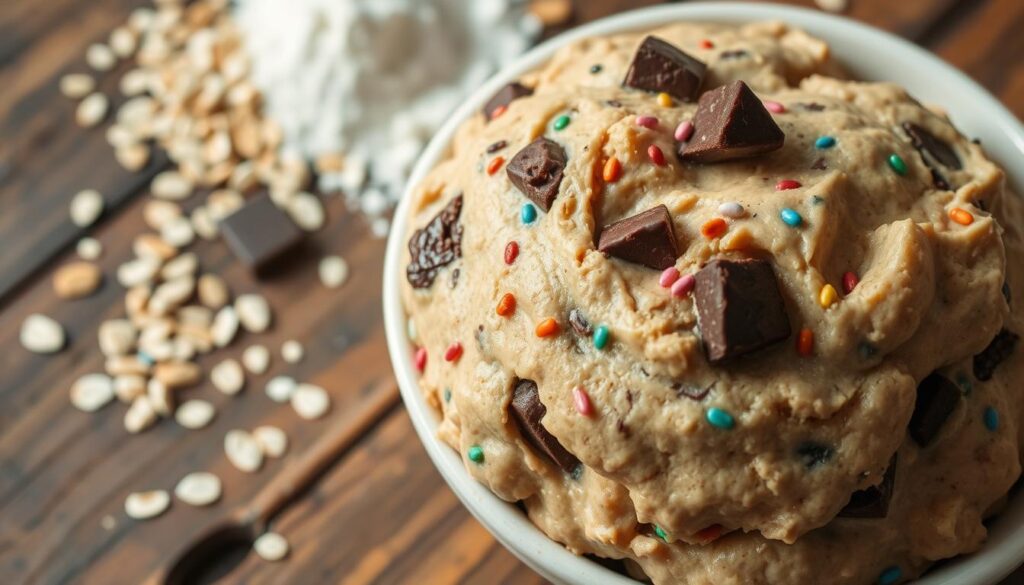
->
[701,218,728,239]
[602,157,622,183]
[694,524,723,543]
[797,328,814,357]
[486,156,505,175]
[490,104,508,120]
[535,318,559,338]
[496,293,516,317]
[949,207,974,226]
[699,39,714,49]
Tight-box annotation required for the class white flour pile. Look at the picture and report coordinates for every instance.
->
[234,0,540,234]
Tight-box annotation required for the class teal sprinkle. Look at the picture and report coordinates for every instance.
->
[137,351,155,366]
[815,136,836,149]
[443,388,451,403]
[984,406,999,431]
[780,208,803,227]
[888,153,908,176]
[877,565,902,585]
[653,525,668,541]
[570,464,584,480]
[812,195,825,205]
[521,203,537,224]
[468,445,485,463]
[593,325,610,350]
[706,407,735,430]
[553,114,571,131]
[858,342,878,359]
[956,372,973,395]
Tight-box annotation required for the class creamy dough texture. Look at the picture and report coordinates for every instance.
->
[401,21,1024,584]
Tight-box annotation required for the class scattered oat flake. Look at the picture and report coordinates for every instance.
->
[20,314,65,354]
[225,429,264,473]
[291,384,330,420]
[236,294,271,333]
[53,261,103,299]
[211,358,245,395]
[266,376,297,403]
[76,237,103,260]
[815,0,849,12]
[76,93,109,127]
[253,425,288,458]
[86,43,117,71]
[70,189,104,227]
[318,255,349,289]
[125,490,170,520]
[281,340,304,364]
[124,396,157,434]
[60,73,95,99]
[174,472,222,507]
[70,373,115,412]
[242,344,270,374]
[175,399,216,430]
[254,532,289,562]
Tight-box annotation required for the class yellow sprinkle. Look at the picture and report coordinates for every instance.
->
[819,284,839,309]
[657,92,673,107]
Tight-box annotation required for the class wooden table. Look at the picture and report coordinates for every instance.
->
[1,0,1021,583]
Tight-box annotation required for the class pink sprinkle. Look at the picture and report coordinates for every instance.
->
[659,267,680,288]
[648,144,666,166]
[776,179,802,191]
[635,115,659,129]
[671,274,696,298]
[572,386,593,416]
[414,347,428,372]
[674,120,694,142]
[763,100,786,114]
[443,342,463,363]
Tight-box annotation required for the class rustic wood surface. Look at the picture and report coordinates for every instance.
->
[0,0,1021,584]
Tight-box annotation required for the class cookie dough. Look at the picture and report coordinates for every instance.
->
[401,21,1023,584]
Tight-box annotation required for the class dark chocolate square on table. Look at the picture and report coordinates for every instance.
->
[219,193,305,273]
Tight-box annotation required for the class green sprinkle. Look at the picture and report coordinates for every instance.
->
[468,445,485,463]
[706,407,735,430]
[653,525,668,541]
[812,195,825,205]
[877,565,902,585]
[984,406,999,431]
[888,153,907,175]
[593,325,610,350]
[443,388,451,402]
[553,114,571,131]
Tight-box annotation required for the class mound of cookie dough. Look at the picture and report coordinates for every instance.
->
[401,21,1023,585]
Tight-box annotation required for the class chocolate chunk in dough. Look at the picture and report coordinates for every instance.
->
[482,82,533,119]
[597,205,679,270]
[506,137,567,212]
[902,123,962,169]
[796,442,833,469]
[694,258,792,362]
[908,372,961,446]
[623,36,707,102]
[568,308,593,336]
[973,329,1020,381]
[406,195,464,289]
[839,455,898,518]
[510,379,581,474]
[680,81,785,163]
[220,193,304,273]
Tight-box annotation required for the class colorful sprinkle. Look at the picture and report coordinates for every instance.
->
[718,201,745,218]
[504,241,519,264]
[674,120,694,142]
[877,566,902,585]
[486,156,505,175]
[443,387,451,402]
[815,136,836,149]
[602,157,622,182]
[797,328,814,357]
[701,218,728,239]
[888,153,907,175]
[589,64,602,74]
[490,104,508,120]
[137,351,156,366]
[659,267,680,288]
[706,407,735,430]
[653,525,669,541]
[763,100,786,114]
[635,115,659,129]
[842,271,859,294]
[468,445,485,463]
[811,195,825,205]
[699,39,714,49]
[780,208,803,227]
[957,372,973,395]
[776,179,802,191]
[657,92,673,107]
[647,144,666,166]
[553,114,571,131]
[984,406,999,431]
[444,342,463,362]
[496,293,516,317]
[414,346,427,372]
[521,203,537,224]
[535,318,559,338]
[671,274,696,298]
[859,341,878,359]
[572,386,593,416]
[949,207,974,225]
[819,284,839,309]
[593,325,610,350]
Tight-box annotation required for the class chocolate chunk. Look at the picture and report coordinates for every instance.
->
[219,193,304,273]
[973,329,1019,381]
[902,123,962,169]
[1003,282,1012,306]
[406,195,463,289]
[796,442,833,469]
[597,205,679,270]
[509,379,581,474]
[693,258,791,362]
[605,99,623,108]
[719,49,749,60]
[908,373,961,446]
[680,81,785,163]
[482,82,532,119]
[623,36,707,102]
[674,382,712,401]
[811,157,828,170]
[486,140,508,154]
[506,137,567,212]
[839,455,897,518]
[568,308,592,336]
[796,102,826,112]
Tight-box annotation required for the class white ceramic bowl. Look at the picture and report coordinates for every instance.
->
[383,3,1024,583]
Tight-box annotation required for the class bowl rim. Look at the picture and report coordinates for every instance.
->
[383,3,1024,584]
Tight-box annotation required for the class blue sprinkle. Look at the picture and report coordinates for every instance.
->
[984,406,999,431]
[443,388,451,402]
[815,135,836,149]
[811,195,825,205]
[137,351,155,366]
[780,208,803,227]
[570,464,584,480]
[593,325,610,350]
[877,565,902,585]
[521,203,537,224]
[706,407,735,430]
